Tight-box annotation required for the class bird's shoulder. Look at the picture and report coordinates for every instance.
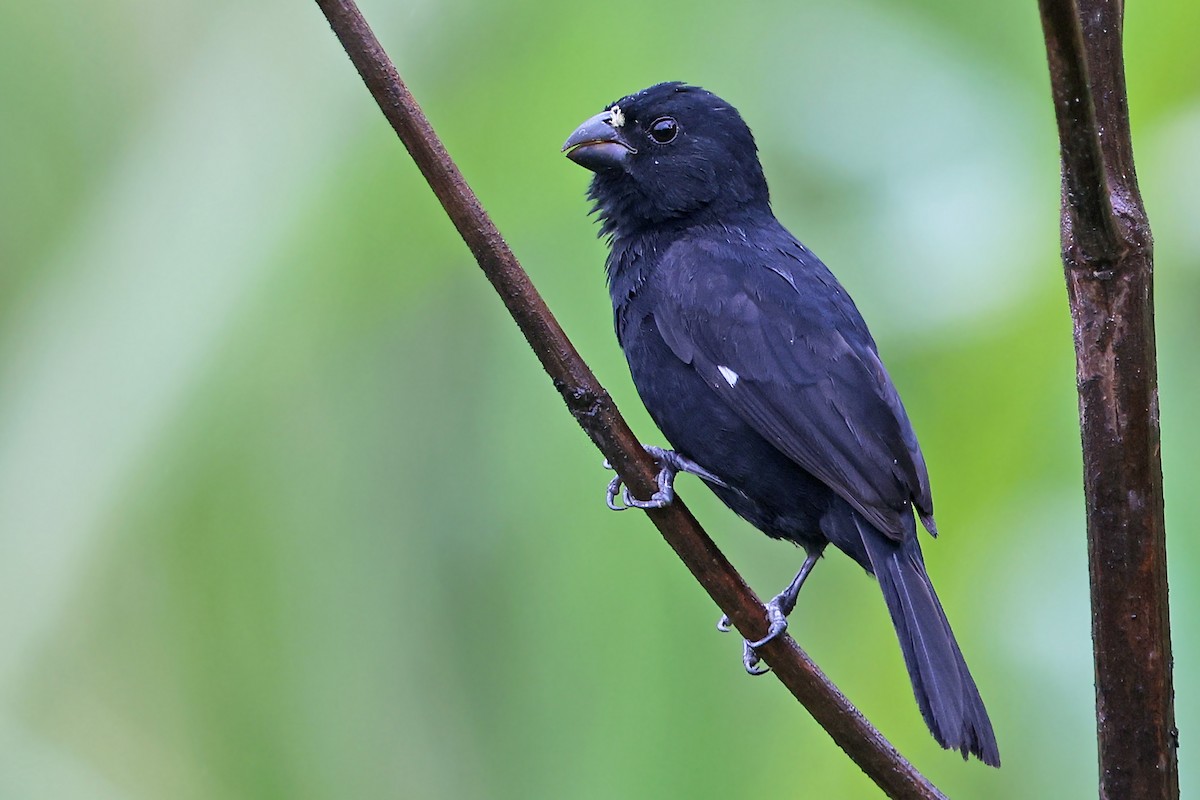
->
[654,223,878,366]
[666,223,861,306]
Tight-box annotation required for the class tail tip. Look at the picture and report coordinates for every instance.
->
[952,729,1000,768]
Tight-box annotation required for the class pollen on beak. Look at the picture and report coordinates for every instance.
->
[563,109,636,171]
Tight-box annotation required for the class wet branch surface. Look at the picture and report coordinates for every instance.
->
[314,0,947,797]
[1038,1,1178,798]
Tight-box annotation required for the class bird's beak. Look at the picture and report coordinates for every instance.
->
[562,110,636,171]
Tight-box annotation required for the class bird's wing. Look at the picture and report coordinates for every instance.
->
[653,236,933,540]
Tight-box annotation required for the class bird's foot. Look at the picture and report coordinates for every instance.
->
[716,551,821,675]
[603,445,725,511]
[716,593,792,675]
[741,640,770,675]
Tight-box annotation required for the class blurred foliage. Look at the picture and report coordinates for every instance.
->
[0,0,1195,797]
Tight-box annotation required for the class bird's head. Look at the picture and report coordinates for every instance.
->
[563,82,770,238]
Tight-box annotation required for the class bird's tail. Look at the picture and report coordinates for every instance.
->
[856,514,1001,767]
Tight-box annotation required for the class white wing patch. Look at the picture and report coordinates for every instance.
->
[717,365,739,387]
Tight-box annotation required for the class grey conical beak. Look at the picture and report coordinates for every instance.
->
[562,109,637,171]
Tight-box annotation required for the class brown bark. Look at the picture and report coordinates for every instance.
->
[1037,2,1178,798]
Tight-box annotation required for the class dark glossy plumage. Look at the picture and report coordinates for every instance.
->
[565,82,999,766]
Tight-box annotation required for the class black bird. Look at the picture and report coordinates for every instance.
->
[562,82,999,766]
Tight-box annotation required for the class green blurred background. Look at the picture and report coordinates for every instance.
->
[1,0,1195,797]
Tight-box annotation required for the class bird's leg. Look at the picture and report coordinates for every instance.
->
[604,445,726,511]
[717,550,822,675]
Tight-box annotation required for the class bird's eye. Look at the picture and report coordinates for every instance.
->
[648,117,679,144]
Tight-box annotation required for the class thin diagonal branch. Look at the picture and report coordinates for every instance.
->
[314,1,945,797]
[1038,2,1177,799]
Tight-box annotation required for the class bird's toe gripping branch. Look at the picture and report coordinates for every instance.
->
[717,598,789,676]
[604,445,726,511]
[717,551,822,676]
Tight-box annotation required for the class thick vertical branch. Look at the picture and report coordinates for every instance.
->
[1038,2,1177,799]
[313,1,946,797]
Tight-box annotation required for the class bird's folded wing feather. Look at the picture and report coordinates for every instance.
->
[653,237,933,540]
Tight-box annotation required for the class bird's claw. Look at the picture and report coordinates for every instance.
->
[605,475,627,511]
[720,615,772,675]
[605,464,675,510]
[748,597,789,649]
[603,445,698,511]
[716,594,792,675]
[743,641,770,675]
